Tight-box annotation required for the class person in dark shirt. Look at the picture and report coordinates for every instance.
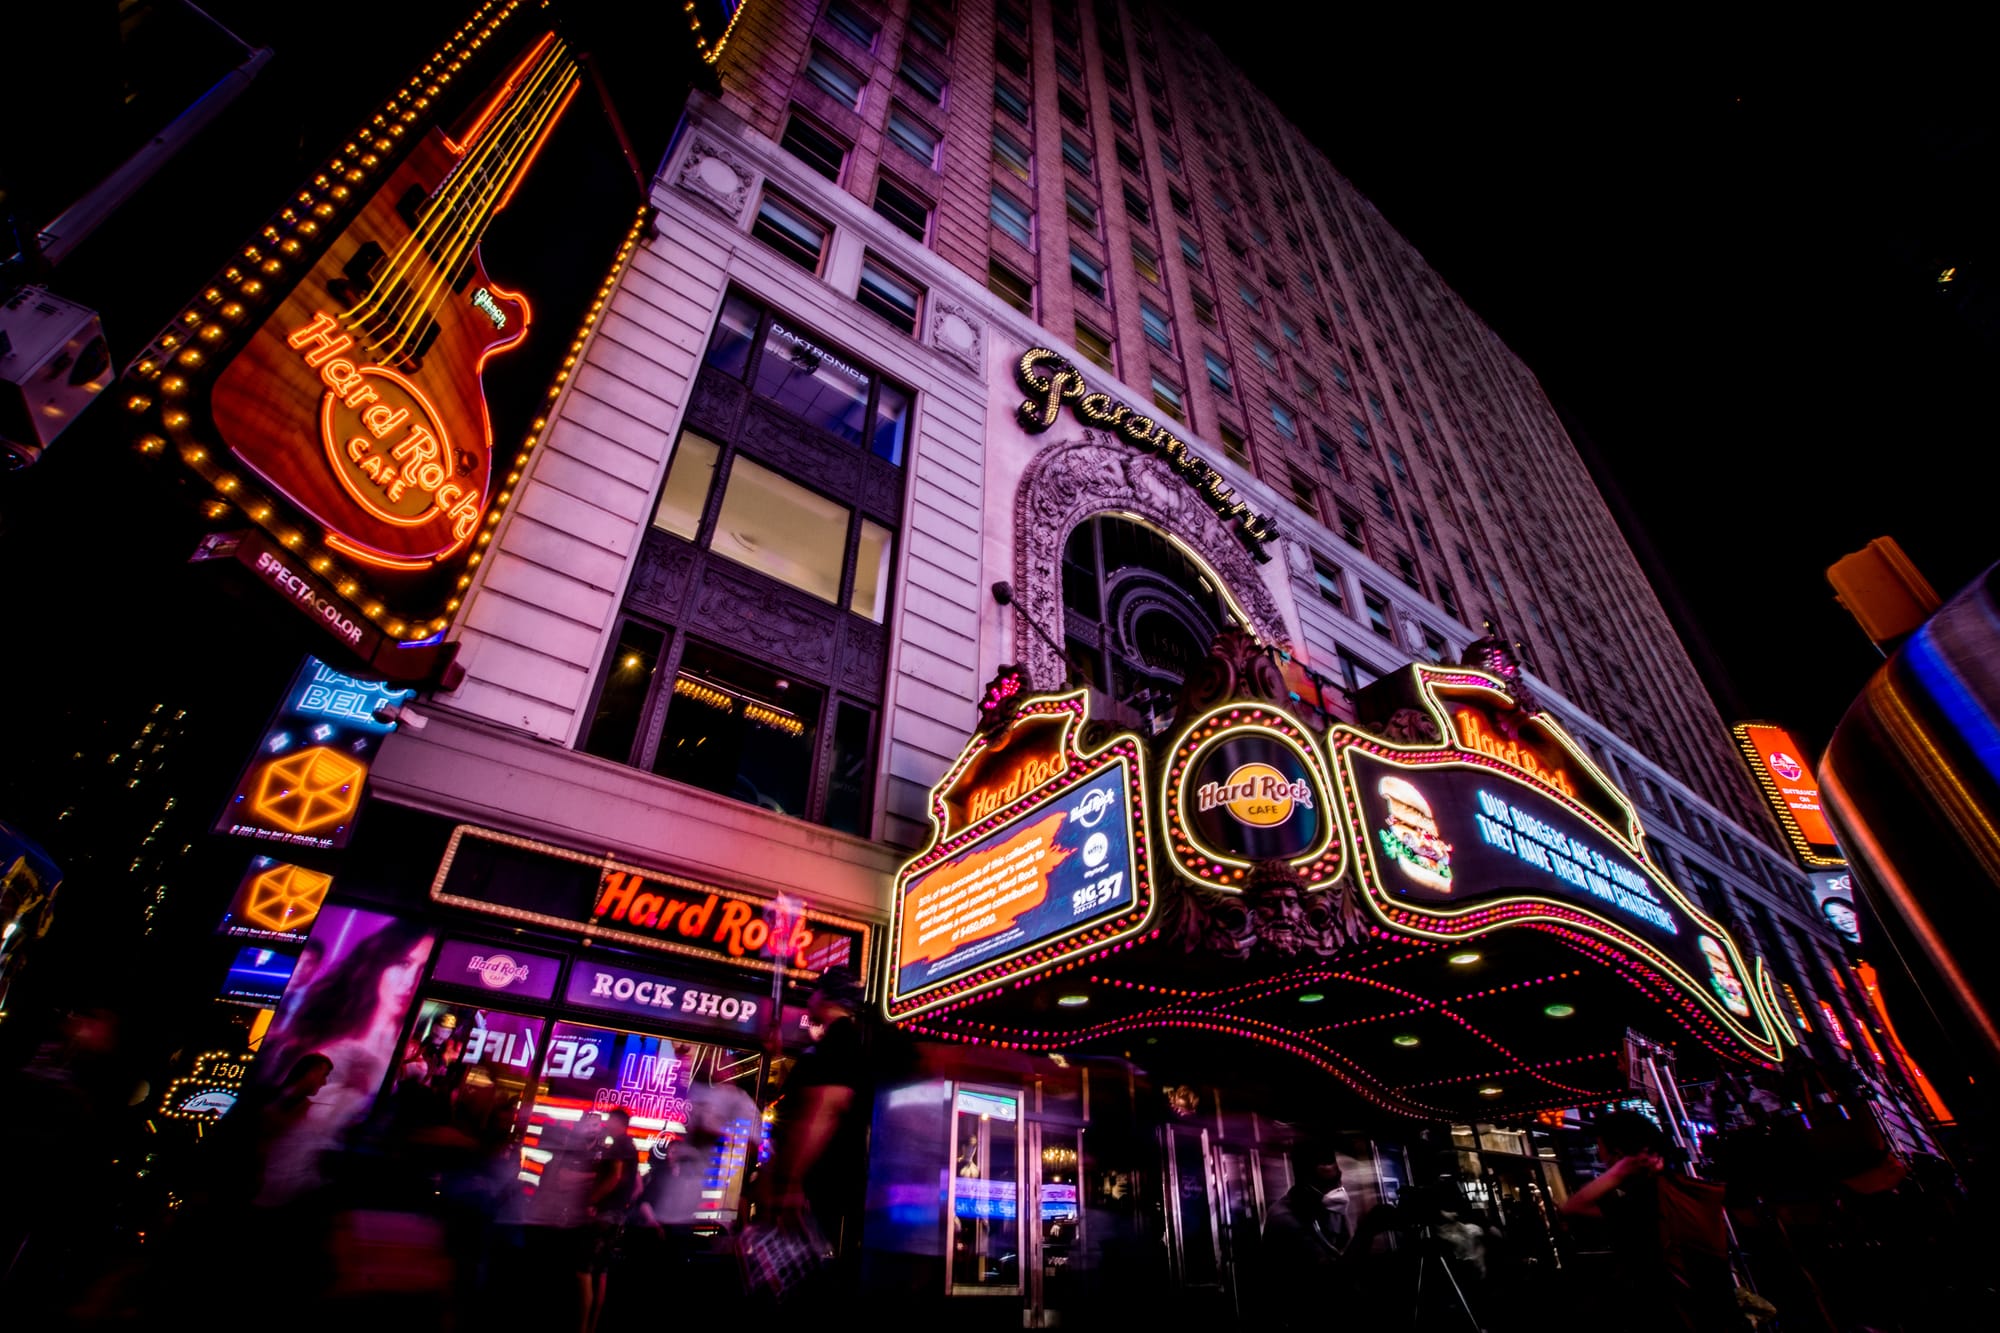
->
[762,968,872,1255]
[1254,1140,1387,1328]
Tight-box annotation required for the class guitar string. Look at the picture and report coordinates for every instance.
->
[370,58,577,362]
[341,34,568,330]
[342,37,572,343]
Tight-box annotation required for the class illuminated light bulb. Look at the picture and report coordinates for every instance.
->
[1479,1086,1504,1097]
[1297,992,1325,1004]
[1448,951,1482,966]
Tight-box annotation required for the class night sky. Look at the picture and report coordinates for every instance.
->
[1203,12,1996,755]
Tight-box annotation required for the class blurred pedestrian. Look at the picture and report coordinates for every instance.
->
[573,1107,639,1333]
[759,967,872,1253]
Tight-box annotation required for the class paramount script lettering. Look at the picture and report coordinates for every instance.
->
[286,312,483,545]
[1471,789,1675,933]
[1196,773,1313,813]
[1015,349,1281,545]
[254,550,365,645]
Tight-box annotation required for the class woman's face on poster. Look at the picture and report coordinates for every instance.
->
[376,935,433,1016]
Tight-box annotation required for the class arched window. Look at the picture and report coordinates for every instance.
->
[1059,515,1233,734]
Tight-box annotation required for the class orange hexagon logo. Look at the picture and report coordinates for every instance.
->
[242,863,333,934]
[250,746,366,835]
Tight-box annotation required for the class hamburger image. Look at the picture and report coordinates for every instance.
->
[1377,775,1454,893]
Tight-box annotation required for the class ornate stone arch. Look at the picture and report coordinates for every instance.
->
[1014,431,1291,690]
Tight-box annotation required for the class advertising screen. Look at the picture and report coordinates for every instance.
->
[1734,723,1843,865]
[1812,871,1862,944]
[220,945,299,1006]
[218,856,335,941]
[896,765,1137,1002]
[1347,751,1757,1024]
[216,656,413,851]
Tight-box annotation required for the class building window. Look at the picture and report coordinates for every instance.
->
[1123,183,1152,225]
[1420,626,1449,664]
[1362,588,1394,640]
[1457,546,1478,581]
[1152,106,1174,135]
[1075,320,1114,371]
[1296,371,1321,407]
[826,0,880,48]
[1237,281,1262,313]
[1180,232,1203,267]
[751,192,830,271]
[1348,415,1371,450]
[898,53,947,104]
[1338,648,1379,693]
[994,79,1030,124]
[1169,186,1193,219]
[857,256,923,334]
[1211,188,1234,216]
[1268,398,1298,440]
[805,45,865,109]
[1109,100,1136,131]
[1372,479,1396,520]
[994,36,1030,78]
[1368,392,1387,422]
[1190,288,1217,327]
[873,176,931,241]
[908,5,952,49]
[1064,185,1099,232]
[1333,299,1350,327]
[1204,350,1233,396]
[1116,139,1143,173]
[1055,48,1085,86]
[1218,421,1250,463]
[1388,447,1408,481]
[1150,374,1185,422]
[1070,246,1107,302]
[1058,89,1088,126]
[1161,143,1182,174]
[1331,362,1352,393]
[1252,337,1278,371]
[1313,558,1346,609]
[992,127,1031,181]
[990,184,1033,246]
[1394,549,1421,589]
[1131,238,1161,285]
[1061,133,1093,176]
[1436,580,1460,618]
[781,113,849,181]
[886,106,941,167]
[1280,317,1304,351]
[1411,511,1434,550]
[1315,429,1342,477]
[997,0,1028,36]
[1337,504,1365,550]
[1140,300,1172,350]
[988,260,1034,315]
[1288,471,1318,517]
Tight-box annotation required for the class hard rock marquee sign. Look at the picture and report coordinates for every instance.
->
[1015,349,1281,551]
[887,661,1786,1064]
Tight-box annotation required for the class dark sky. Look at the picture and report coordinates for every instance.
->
[1203,13,1996,756]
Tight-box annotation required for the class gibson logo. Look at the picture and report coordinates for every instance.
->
[967,752,1068,821]
[1453,709,1576,799]
[1015,349,1280,547]
[1197,763,1312,827]
[287,312,483,552]
[467,953,531,989]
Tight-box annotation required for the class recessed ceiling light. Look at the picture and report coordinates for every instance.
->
[1392,1034,1420,1047]
[1297,992,1325,1004]
[1478,1085,1503,1098]
[1544,1003,1576,1018]
[1448,951,1482,966]
[1056,994,1089,1007]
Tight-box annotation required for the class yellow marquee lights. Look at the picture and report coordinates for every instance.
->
[1162,704,1342,892]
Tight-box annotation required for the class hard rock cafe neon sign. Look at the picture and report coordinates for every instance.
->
[1452,707,1576,799]
[1015,349,1281,548]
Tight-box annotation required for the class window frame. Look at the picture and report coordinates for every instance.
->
[804,44,866,110]
[750,190,832,272]
[856,253,925,335]
[885,104,942,168]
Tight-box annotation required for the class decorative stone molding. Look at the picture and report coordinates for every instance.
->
[674,136,756,222]
[1013,432,1291,692]
[927,297,984,373]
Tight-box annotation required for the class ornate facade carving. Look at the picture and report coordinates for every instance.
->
[926,297,984,373]
[1177,624,1291,718]
[684,368,745,436]
[689,565,836,676]
[739,401,861,495]
[1013,432,1291,693]
[628,536,699,619]
[673,135,756,221]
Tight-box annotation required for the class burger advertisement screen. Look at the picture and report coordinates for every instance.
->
[1164,704,1343,892]
[1733,723,1844,867]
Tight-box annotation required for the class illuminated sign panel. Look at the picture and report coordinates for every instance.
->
[1811,871,1862,944]
[563,959,775,1039]
[1164,705,1342,892]
[430,825,870,981]
[218,856,334,940]
[117,7,599,659]
[1733,723,1844,867]
[1332,665,1780,1061]
[888,689,1153,1019]
[430,937,562,1001]
[220,944,300,1006]
[216,656,411,850]
[1014,349,1280,550]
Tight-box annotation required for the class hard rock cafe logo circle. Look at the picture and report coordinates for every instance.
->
[318,363,483,543]
[1767,750,1804,782]
[468,953,532,990]
[1201,762,1308,826]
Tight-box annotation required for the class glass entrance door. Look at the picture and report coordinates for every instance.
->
[1027,1122,1083,1325]
[947,1086,1023,1295]
[1164,1123,1222,1289]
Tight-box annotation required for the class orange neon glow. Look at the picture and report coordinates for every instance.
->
[324,532,434,571]
[1855,960,1955,1124]
[474,277,532,372]
[443,31,556,154]
[249,747,366,834]
[240,863,333,934]
[1452,708,1576,798]
[496,78,579,212]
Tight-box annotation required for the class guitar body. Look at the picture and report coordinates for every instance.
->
[211,127,529,570]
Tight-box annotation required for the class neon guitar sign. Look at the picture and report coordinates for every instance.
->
[209,29,575,572]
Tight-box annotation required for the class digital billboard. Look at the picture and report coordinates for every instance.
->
[1812,871,1862,944]
[220,945,300,1007]
[1733,723,1845,867]
[218,856,334,940]
[216,656,412,850]
[888,684,1153,1019]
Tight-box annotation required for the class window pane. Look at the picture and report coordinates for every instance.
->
[1074,321,1113,370]
[850,518,893,620]
[858,259,922,335]
[899,55,946,103]
[887,108,940,166]
[655,641,821,818]
[752,322,869,443]
[583,621,666,762]
[705,293,760,378]
[712,456,851,603]
[1314,561,1344,608]
[872,380,912,466]
[992,127,1031,179]
[806,47,864,109]
[990,185,1032,246]
[994,80,1029,124]
[1140,302,1170,349]
[1062,135,1092,174]
[652,430,721,539]
[752,195,828,271]
[1150,375,1184,420]
[828,0,879,47]
[1132,240,1160,284]
[782,114,847,180]
[988,260,1034,315]
[1064,185,1098,230]
[824,702,877,836]
[874,178,930,241]
[1071,247,1105,301]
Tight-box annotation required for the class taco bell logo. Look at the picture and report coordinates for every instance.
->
[468,954,531,990]
[1069,785,1118,829]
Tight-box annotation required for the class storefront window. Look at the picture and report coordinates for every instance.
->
[850,518,893,621]
[704,292,760,377]
[581,621,665,763]
[404,999,549,1191]
[872,380,912,465]
[951,1087,1022,1291]
[654,640,821,818]
[651,430,721,539]
[823,700,876,835]
[752,321,872,445]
